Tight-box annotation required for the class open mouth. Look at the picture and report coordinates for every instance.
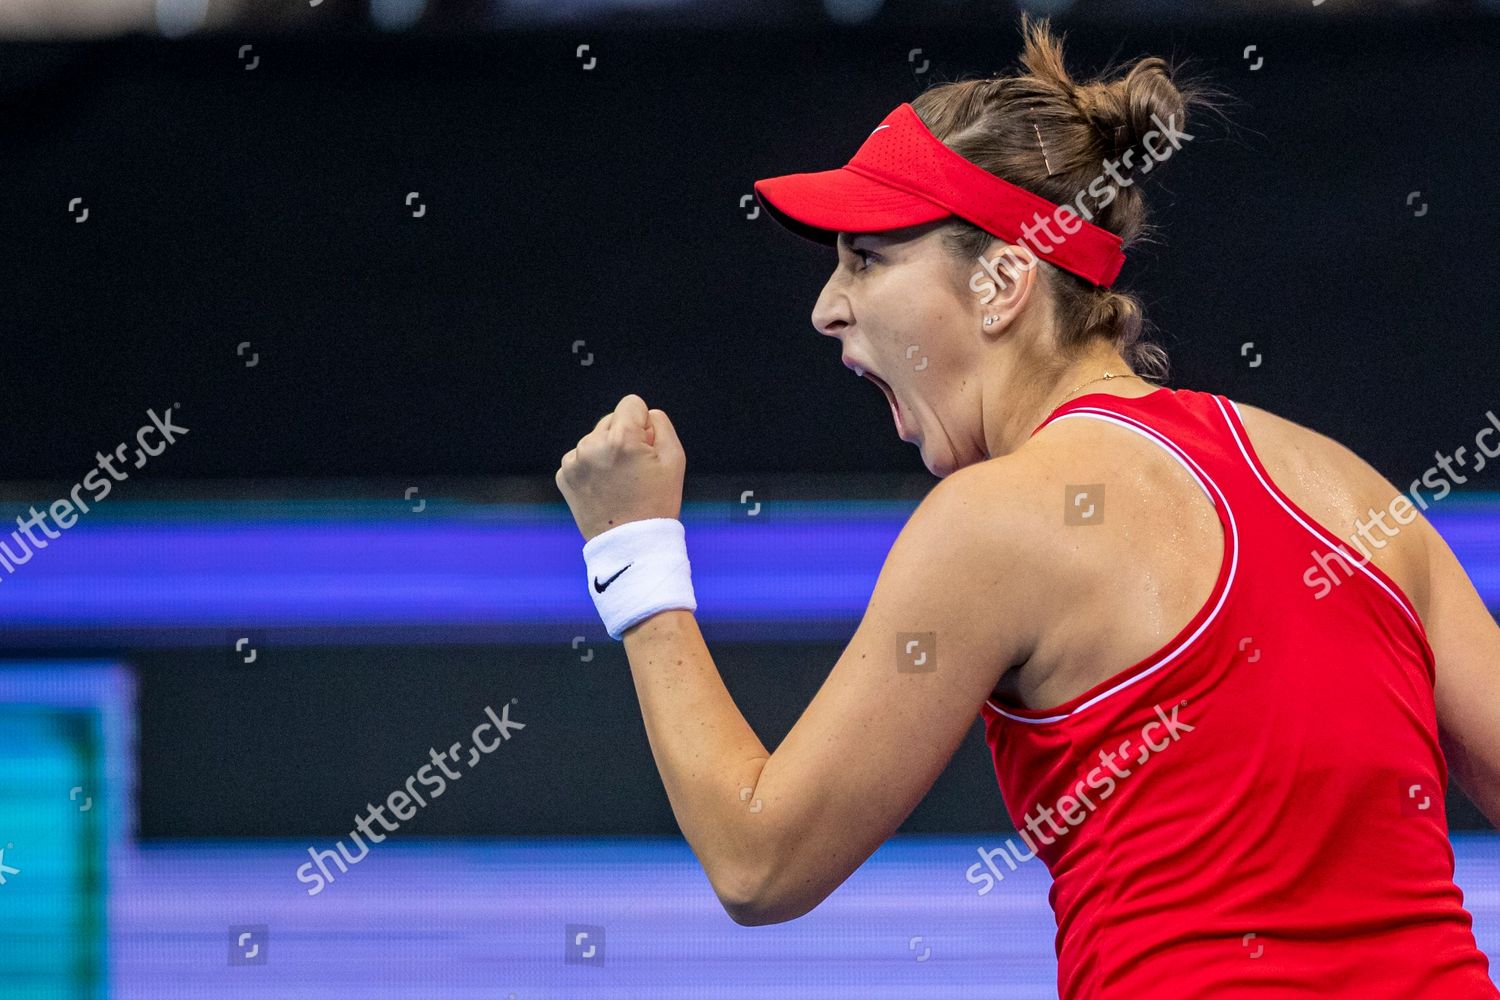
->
[862,371,908,439]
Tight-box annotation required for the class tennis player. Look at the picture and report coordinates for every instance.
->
[554,17,1500,998]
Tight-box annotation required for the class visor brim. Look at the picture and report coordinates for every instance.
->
[752,167,954,245]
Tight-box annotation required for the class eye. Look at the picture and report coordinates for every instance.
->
[850,247,876,271]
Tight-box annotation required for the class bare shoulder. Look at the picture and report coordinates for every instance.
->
[1231,400,1432,616]
[892,454,1068,666]
[1230,401,1409,521]
[924,448,1083,566]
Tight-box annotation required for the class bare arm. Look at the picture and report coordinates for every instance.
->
[620,466,1034,924]
[1422,515,1500,825]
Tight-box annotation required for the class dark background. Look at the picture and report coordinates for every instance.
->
[132,643,1014,837]
[1,16,1495,485]
[1,11,1494,837]
[129,641,1492,837]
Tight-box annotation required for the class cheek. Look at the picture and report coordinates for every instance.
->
[892,311,956,371]
[905,333,967,384]
[875,268,975,371]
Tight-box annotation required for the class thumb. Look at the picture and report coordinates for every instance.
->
[647,408,680,451]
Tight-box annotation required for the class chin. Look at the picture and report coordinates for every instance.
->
[921,447,955,479]
[923,441,983,478]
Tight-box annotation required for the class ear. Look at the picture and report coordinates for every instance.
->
[968,240,1040,337]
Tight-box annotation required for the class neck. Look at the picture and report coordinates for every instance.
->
[983,345,1154,458]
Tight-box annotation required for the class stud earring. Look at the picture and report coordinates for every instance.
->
[983,315,998,327]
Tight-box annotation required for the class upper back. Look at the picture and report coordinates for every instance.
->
[977,389,1432,711]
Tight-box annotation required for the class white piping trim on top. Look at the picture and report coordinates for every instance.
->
[986,408,1240,724]
[1216,397,1422,633]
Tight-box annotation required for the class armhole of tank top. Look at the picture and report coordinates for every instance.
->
[1213,396,1435,659]
[984,405,1239,724]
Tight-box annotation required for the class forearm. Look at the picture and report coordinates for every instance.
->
[621,609,776,899]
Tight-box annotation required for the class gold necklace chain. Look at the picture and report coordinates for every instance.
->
[1058,371,1149,405]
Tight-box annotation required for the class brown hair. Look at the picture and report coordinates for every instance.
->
[911,15,1220,381]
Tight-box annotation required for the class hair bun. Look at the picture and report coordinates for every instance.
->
[1012,15,1202,170]
[1071,56,1188,163]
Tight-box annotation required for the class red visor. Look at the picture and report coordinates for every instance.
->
[753,103,1126,287]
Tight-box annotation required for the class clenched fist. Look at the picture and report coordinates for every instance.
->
[555,394,686,543]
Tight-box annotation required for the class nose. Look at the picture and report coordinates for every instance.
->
[811,274,850,339]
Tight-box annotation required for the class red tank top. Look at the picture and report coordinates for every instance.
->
[979,387,1498,999]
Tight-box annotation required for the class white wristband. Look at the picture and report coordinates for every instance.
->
[582,517,697,641]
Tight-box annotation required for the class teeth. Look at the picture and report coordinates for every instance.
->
[854,366,865,377]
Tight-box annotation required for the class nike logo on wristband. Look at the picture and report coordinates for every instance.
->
[594,564,632,593]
